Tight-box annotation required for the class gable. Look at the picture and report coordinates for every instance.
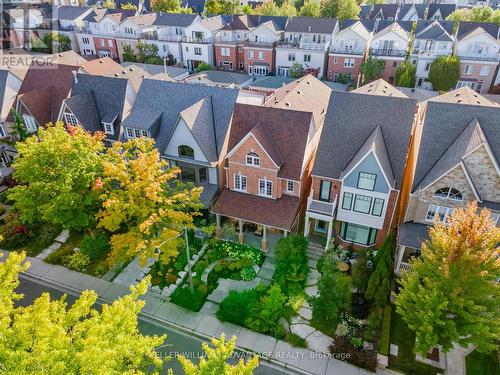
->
[460,27,498,44]
[164,117,208,162]
[343,151,390,193]
[372,28,408,45]
[463,145,500,202]
[420,164,477,204]
[227,133,279,170]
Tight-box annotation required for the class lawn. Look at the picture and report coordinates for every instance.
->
[388,307,443,375]
[466,350,499,375]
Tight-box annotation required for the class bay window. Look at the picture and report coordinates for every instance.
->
[339,222,377,246]
[353,194,372,214]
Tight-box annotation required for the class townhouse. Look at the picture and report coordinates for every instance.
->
[53,5,93,53]
[275,17,339,78]
[397,4,426,22]
[395,87,500,273]
[114,13,157,62]
[359,4,399,21]
[305,80,418,249]
[454,22,500,93]
[2,7,43,49]
[426,4,456,21]
[327,20,375,85]
[410,20,454,90]
[370,21,413,84]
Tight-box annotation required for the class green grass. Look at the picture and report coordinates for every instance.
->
[466,350,499,375]
[388,307,443,375]
[285,332,307,348]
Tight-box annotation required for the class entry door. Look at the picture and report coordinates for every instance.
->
[315,220,327,233]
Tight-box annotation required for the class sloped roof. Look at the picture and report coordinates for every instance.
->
[398,4,426,20]
[0,70,8,118]
[371,4,399,20]
[374,20,413,36]
[341,19,377,35]
[414,20,454,41]
[352,79,408,98]
[185,70,250,86]
[56,5,91,20]
[80,57,123,75]
[124,13,157,26]
[313,91,417,190]
[228,104,312,180]
[83,8,135,23]
[426,4,456,20]
[65,91,100,133]
[199,14,231,31]
[181,0,206,13]
[153,12,198,27]
[431,86,500,107]
[220,14,288,31]
[19,86,54,126]
[284,16,338,34]
[456,21,499,40]
[397,222,429,249]
[412,100,500,192]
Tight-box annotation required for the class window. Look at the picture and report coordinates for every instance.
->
[22,114,37,133]
[125,27,134,34]
[392,61,397,68]
[104,140,113,148]
[234,173,247,191]
[221,47,230,56]
[194,47,202,55]
[342,192,353,210]
[246,152,260,166]
[99,39,105,47]
[339,222,377,246]
[344,58,354,68]
[288,53,296,62]
[0,124,6,138]
[464,64,472,75]
[64,113,79,126]
[319,180,331,202]
[371,198,384,216]
[434,187,462,201]
[333,57,338,64]
[108,40,113,48]
[258,51,264,60]
[426,204,452,222]
[185,46,189,52]
[82,37,89,44]
[424,62,430,72]
[287,180,294,192]
[126,128,133,138]
[357,172,376,191]
[353,195,372,214]
[259,179,272,197]
[134,129,141,138]
[239,61,244,70]
[103,122,114,135]
[247,50,254,59]
[178,145,194,159]
[480,66,490,76]
[141,130,148,137]
[199,168,207,183]
[304,54,311,63]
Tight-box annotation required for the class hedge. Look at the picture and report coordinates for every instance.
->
[379,305,392,356]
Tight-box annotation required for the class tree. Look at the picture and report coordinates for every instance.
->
[351,249,372,294]
[320,0,360,20]
[0,251,165,374]
[122,44,137,62]
[195,62,213,72]
[395,61,416,88]
[179,334,259,374]
[359,51,384,84]
[205,0,241,14]
[102,0,117,8]
[136,41,162,64]
[9,123,104,230]
[365,234,393,308]
[10,110,29,142]
[121,1,138,9]
[32,32,71,53]
[254,2,278,15]
[334,72,352,85]
[428,55,460,92]
[96,138,202,266]
[446,6,500,26]
[365,0,385,4]
[151,0,183,12]
[299,0,321,17]
[395,203,500,355]
[278,0,297,16]
[242,4,253,14]
[289,62,304,78]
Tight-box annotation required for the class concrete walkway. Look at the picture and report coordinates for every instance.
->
[113,256,154,287]
[0,250,372,375]
[36,229,69,260]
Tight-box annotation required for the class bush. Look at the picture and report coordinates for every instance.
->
[240,266,256,281]
[245,284,287,338]
[170,284,208,312]
[194,260,209,275]
[66,252,91,272]
[217,289,260,326]
[330,335,377,372]
[80,231,110,261]
[273,235,309,293]
[195,62,212,72]
[379,305,392,355]
[363,307,382,342]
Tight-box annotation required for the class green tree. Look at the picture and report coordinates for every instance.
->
[121,1,138,9]
[359,51,384,84]
[320,0,360,20]
[365,0,385,4]
[102,0,117,8]
[9,123,104,230]
[136,41,162,64]
[395,203,500,355]
[122,44,137,62]
[255,2,279,15]
[278,0,297,16]
[299,0,321,16]
[0,251,165,374]
[32,32,71,53]
[151,0,183,12]
[179,334,259,374]
[10,110,29,142]
[446,6,500,26]
[428,55,460,92]
[289,62,304,78]
[351,249,371,294]
[205,0,241,14]
[365,234,393,308]
[242,4,253,14]
[395,61,416,88]
[195,62,213,72]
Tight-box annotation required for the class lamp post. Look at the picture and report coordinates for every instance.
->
[155,226,194,292]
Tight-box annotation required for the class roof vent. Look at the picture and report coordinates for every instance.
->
[297,90,302,94]
[457,99,462,103]
[99,60,104,63]
[476,100,481,104]
[129,68,134,71]
[114,73,119,77]
[285,102,290,107]
[122,70,127,74]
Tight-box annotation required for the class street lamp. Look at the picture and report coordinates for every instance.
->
[155,226,194,292]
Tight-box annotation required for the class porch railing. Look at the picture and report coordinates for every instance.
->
[306,190,337,216]
[398,262,413,273]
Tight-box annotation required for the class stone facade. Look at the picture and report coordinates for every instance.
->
[463,145,500,202]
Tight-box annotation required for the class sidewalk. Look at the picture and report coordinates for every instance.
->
[1,251,372,375]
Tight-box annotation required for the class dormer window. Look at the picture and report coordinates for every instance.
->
[103,122,114,135]
[434,187,463,201]
[246,151,260,166]
[64,113,79,127]
[22,114,37,133]
[357,172,376,191]
[178,145,194,159]
[126,127,148,138]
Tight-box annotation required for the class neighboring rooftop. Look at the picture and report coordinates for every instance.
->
[430,86,500,107]
[455,21,499,40]
[153,12,198,27]
[426,4,456,20]
[55,5,91,20]
[352,79,408,98]
[398,4,426,21]
[414,20,454,41]
[284,16,338,34]
[184,70,251,87]
[121,62,189,79]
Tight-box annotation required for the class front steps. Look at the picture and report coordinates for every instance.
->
[306,241,325,261]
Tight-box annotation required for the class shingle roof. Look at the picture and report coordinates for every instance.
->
[431,86,499,107]
[284,16,338,34]
[456,21,499,40]
[80,57,123,75]
[56,5,91,20]
[426,4,456,20]
[199,14,231,31]
[83,8,135,23]
[414,20,454,41]
[65,91,100,133]
[341,19,377,33]
[250,123,283,167]
[412,99,500,193]
[122,80,238,157]
[125,13,157,26]
[220,14,288,31]
[375,20,413,35]
[370,4,399,20]
[181,0,206,13]
[397,222,429,249]
[313,91,417,190]
[352,78,408,98]
[185,70,250,86]
[0,70,8,118]
[153,12,198,27]
[398,4,426,20]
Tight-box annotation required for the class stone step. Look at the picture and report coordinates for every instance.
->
[306,251,323,261]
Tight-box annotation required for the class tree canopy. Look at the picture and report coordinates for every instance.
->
[151,0,193,13]
[320,0,359,20]
[32,32,71,53]
[359,51,384,84]
[428,55,460,92]
[395,62,416,88]
[395,203,500,355]
[121,1,138,9]
[205,0,241,14]
[446,6,500,26]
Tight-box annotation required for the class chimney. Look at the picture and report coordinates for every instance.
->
[72,70,78,84]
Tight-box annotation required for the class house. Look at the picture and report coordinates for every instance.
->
[426,4,456,20]
[359,4,399,21]
[395,87,500,274]
[305,80,417,249]
[327,19,375,84]
[370,21,413,84]
[275,17,339,78]
[410,20,454,90]
[211,103,318,250]
[120,79,239,208]
[114,13,157,62]
[54,5,93,53]
[181,15,231,71]
[122,61,190,80]
[454,22,500,93]
[397,4,427,21]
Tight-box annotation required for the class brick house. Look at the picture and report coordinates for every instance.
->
[327,19,375,84]
[395,87,500,273]
[305,80,418,249]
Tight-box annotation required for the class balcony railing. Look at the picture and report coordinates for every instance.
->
[411,48,450,57]
[244,40,275,48]
[329,47,364,55]
[457,53,499,62]
[306,190,337,217]
[371,48,407,57]
[182,36,213,44]
[277,41,329,51]
[140,32,183,42]
[398,262,413,273]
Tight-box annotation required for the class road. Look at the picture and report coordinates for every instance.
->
[16,277,291,375]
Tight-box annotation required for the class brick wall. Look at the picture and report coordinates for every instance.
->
[243,47,274,74]
[311,176,341,203]
[459,62,497,93]
[327,54,363,81]
[214,44,238,71]
[93,37,119,61]
[379,58,404,84]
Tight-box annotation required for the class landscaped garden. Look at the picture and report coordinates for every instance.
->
[466,349,499,375]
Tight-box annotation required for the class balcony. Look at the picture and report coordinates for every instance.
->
[277,41,329,51]
[371,48,407,57]
[140,32,183,42]
[306,190,337,217]
[329,47,364,55]
[182,36,213,44]
[457,53,499,62]
[214,36,242,45]
[397,262,413,274]
[411,48,450,58]
[244,40,275,48]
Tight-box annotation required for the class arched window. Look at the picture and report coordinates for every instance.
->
[246,152,260,166]
[434,187,463,201]
[178,145,194,159]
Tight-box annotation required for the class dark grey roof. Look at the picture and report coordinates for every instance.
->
[200,183,219,207]
[398,4,426,20]
[415,20,454,41]
[313,91,417,189]
[426,4,456,20]
[375,20,413,33]
[397,222,429,249]
[456,21,499,40]
[341,19,377,32]
[153,12,198,27]
[359,5,371,20]
[55,5,90,20]
[121,80,238,157]
[371,4,399,20]
[412,101,500,192]
[65,91,100,133]
[284,16,338,34]
[181,0,206,13]
[479,200,500,212]
[0,70,8,117]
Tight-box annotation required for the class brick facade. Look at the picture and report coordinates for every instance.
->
[379,58,404,84]
[214,44,240,71]
[93,36,119,61]
[327,54,363,82]
[458,61,497,93]
[243,46,274,74]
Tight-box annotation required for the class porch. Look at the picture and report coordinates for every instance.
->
[395,222,429,274]
[304,190,337,250]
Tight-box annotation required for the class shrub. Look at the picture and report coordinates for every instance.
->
[217,289,260,326]
[285,332,307,348]
[274,235,309,293]
[170,284,208,312]
[66,252,91,271]
[330,335,377,372]
[80,231,110,261]
[379,306,391,356]
[194,260,209,275]
[240,266,257,281]
[166,273,177,285]
[246,284,287,338]
[195,62,212,72]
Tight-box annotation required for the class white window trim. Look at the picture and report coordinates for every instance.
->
[234,173,247,192]
[287,180,294,192]
[64,112,79,127]
[103,122,114,135]
[425,204,452,223]
[246,152,260,167]
[22,114,37,133]
[259,178,272,197]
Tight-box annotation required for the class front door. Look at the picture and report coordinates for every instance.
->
[315,220,327,233]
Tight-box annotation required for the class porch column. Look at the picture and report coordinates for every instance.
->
[261,225,268,251]
[283,230,288,238]
[238,219,244,243]
[215,214,222,239]
[304,215,310,237]
[326,220,333,250]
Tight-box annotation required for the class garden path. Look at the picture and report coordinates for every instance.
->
[113,256,154,288]
[36,229,69,260]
